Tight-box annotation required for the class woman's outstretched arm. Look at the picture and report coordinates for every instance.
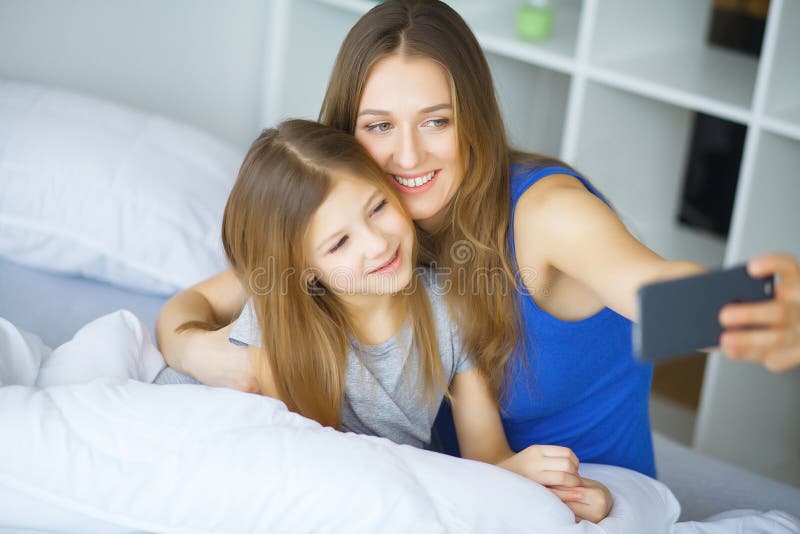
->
[156,268,257,391]
[514,174,704,322]
[515,174,800,371]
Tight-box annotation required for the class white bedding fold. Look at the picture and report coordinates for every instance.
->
[0,312,796,534]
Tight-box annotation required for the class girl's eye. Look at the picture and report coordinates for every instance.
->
[366,122,392,133]
[329,236,348,254]
[425,118,449,128]
[370,199,388,216]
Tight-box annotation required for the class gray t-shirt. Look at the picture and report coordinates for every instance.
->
[230,268,472,448]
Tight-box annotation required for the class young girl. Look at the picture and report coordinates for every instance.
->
[158,119,612,523]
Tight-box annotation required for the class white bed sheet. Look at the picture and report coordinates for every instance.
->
[0,257,166,348]
[1,259,798,526]
[2,311,797,534]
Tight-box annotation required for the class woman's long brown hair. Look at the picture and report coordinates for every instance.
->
[220,119,445,428]
[319,0,570,397]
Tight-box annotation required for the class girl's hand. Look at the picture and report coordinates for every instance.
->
[184,322,259,392]
[549,477,613,524]
[719,253,800,372]
[498,444,581,487]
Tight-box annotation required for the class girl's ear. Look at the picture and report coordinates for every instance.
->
[302,268,325,297]
[307,276,326,297]
[302,266,318,286]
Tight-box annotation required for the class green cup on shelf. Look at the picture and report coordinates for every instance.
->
[517,0,554,42]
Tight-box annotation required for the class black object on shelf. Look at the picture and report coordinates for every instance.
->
[677,2,767,238]
[707,1,768,56]
[678,113,746,238]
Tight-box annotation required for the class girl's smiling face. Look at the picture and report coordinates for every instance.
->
[304,172,415,296]
[354,55,464,231]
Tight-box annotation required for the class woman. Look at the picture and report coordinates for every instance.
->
[156,0,800,478]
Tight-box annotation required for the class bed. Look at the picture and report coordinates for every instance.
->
[2,256,799,527]
[0,258,166,350]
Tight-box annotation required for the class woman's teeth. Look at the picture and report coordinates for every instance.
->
[393,171,435,188]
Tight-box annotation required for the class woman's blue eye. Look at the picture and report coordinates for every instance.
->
[329,236,348,253]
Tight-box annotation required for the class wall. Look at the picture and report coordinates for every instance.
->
[0,0,273,149]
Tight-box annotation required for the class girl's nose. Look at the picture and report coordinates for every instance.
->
[363,225,390,260]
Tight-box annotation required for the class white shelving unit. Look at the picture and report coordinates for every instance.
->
[268,0,800,485]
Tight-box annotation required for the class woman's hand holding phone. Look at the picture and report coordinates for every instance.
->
[719,253,800,372]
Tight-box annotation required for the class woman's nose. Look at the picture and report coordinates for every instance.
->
[393,127,423,170]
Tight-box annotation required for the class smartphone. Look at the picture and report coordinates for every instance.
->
[633,265,775,362]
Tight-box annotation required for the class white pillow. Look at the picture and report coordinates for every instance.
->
[35,310,165,388]
[0,316,49,387]
[0,378,684,534]
[0,79,243,295]
[0,312,691,534]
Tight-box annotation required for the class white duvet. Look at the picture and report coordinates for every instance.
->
[0,311,797,534]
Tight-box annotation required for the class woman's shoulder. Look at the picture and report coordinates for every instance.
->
[509,156,606,213]
[511,166,619,270]
[514,172,597,227]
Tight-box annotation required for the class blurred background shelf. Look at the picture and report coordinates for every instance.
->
[761,113,800,142]
[454,0,582,73]
[588,47,757,123]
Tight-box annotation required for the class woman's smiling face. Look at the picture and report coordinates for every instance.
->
[354,55,464,231]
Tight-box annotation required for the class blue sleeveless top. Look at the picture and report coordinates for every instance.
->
[433,165,656,477]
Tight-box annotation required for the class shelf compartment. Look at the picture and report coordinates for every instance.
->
[588,0,757,123]
[278,1,363,120]
[761,112,800,144]
[314,0,582,74]
[573,82,727,266]
[635,222,727,269]
[313,0,374,15]
[588,46,757,124]
[487,53,569,157]
[728,131,800,262]
[452,0,582,74]
[763,0,800,133]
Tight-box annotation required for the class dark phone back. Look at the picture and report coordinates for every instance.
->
[633,265,775,362]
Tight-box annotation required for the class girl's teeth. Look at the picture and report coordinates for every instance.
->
[394,171,435,188]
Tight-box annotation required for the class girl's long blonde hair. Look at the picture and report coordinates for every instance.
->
[319,0,570,397]
[220,119,445,428]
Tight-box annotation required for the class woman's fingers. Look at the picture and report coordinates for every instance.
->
[747,253,800,287]
[721,328,800,371]
[540,445,580,471]
[538,469,582,487]
[721,328,787,357]
[720,299,793,328]
[762,349,800,372]
[511,444,582,486]
[713,254,800,372]
[548,487,584,503]
[558,484,613,523]
[540,456,579,474]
